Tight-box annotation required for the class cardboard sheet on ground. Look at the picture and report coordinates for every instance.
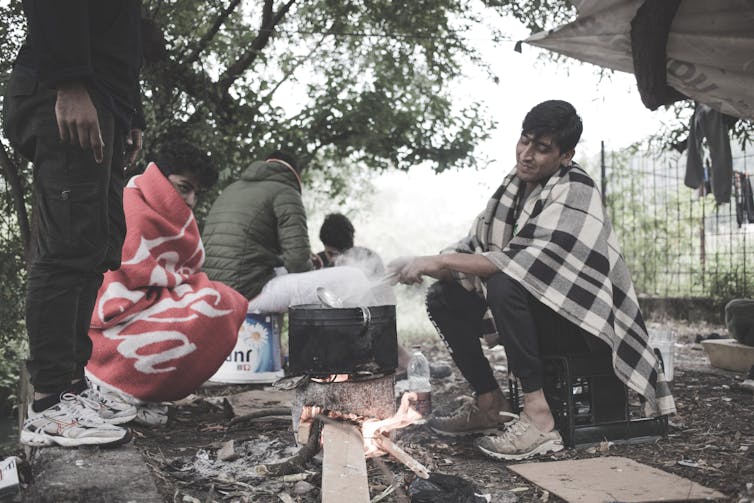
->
[225,389,293,417]
[508,456,724,502]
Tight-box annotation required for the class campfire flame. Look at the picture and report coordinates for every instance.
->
[361,391,424,457]
[298,391,430,479]
[298,391,424,456]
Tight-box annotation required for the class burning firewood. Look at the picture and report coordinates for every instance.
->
[373,435,430,480]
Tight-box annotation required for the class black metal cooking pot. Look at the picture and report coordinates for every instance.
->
[287,304,398,376]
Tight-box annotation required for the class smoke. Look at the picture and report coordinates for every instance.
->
[334,247,396,307]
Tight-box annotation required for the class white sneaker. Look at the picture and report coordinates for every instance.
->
[79,383,138,425]
[21,393,131,447]
[474,413,564,461]
[133,403,169,426]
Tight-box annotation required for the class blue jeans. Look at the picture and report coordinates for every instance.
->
[3,67,127,394]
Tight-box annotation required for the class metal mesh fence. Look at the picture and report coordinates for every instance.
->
[603,148,753,299]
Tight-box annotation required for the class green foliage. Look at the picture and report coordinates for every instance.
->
[486,0,576,33]
[0,0,29,403]
[0,192,27,411]
[706,269,750,301]
[137,0,509,204]
[0,2,24,83]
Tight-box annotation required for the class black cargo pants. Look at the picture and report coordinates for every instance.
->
[426,272,598,395]
[3,67,127,394]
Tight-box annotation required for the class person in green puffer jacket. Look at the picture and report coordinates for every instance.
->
[202,151,313,300]
[202,151,375,312]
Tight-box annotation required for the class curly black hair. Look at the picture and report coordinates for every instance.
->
[319,213,355,251]
[152,138,219,189]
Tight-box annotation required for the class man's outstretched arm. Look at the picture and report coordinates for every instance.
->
[388,253,498,285]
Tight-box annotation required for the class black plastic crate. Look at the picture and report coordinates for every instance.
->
[508,352,667,447]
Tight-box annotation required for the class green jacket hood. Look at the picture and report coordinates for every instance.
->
[241,160,302,192]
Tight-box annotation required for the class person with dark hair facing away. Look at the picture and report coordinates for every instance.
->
[389,100,675,460]
[203,152,375,313]
[314,213,451,378]
[316,213,355,268]
[85,139,248,426]
[3,0,145,447]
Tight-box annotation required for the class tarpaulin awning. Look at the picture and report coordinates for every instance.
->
[524,0,754,121]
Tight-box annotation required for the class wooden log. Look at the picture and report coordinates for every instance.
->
[321,423,370,503]
[373,435,430,479]
[291,374,395,437]
[228,407,291,425]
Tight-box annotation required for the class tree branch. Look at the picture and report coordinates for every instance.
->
[156,57,223,108]
[218,0,297,94]
[182,0,242,66]
[0,143,30,261]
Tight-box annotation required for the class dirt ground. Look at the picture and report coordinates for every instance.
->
[126,319,754,503]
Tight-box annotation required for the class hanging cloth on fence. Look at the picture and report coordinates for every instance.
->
[684,102,733,205]
[734,171,754,227]
[745,173,754,223]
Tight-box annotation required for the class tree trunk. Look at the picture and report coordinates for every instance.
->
[0,143,30,260]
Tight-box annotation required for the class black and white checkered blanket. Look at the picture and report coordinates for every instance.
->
[448,164,675,415]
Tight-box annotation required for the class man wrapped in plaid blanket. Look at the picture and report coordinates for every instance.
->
[389,100,675,460]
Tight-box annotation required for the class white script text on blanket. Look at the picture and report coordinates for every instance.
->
[87,164,248,402]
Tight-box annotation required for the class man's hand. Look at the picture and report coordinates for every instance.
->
[55,83,104,163]
[125,129,143,166]
[388,255,448,285]
[310,252,324,269]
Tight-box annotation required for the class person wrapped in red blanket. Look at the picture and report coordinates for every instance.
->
[86,141,248,424]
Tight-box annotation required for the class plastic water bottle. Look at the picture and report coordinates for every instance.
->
[407,346,431,417]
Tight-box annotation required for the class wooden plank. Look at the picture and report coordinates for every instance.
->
[508,456,725,502]
[321,423,370,503]
[225,389,293,416]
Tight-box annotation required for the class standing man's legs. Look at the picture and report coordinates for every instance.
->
[22,95,124,399]
[4,68,130,445]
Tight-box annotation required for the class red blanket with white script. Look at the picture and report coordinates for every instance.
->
[87,164,248,402]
